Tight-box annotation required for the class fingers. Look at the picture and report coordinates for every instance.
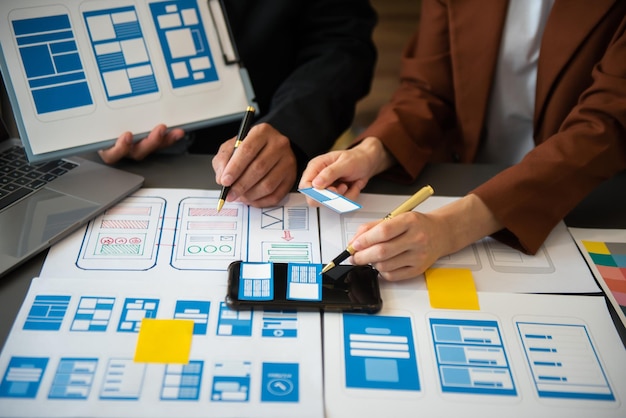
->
[300,139,388,204]
[212,123,298,206]
[233,144,297,205]
[98,131,134,164]
[98,125,185,164]
[241,169,295,207]
[349,212,438,281]
[213,124,272,187]
[212,138,237,184]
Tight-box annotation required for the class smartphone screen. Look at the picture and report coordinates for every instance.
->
[226,261,382,313]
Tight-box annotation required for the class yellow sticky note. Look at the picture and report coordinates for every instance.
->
[582,240,610,255]
[425,267,480,310]
[134,318,194,364]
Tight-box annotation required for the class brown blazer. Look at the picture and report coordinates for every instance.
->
[359,0,626,253]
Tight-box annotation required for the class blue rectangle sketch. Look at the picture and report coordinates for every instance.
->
[216,302,252,336]
[149,0,219,89]
[262,309,297,338]
[516,321,615,401]
[24,295,71,331]
[287,263,322,301]
[0,357,49,399]
[174,300,210,335]
[48,358,98,399]
[83,6,159,101]
[71,296,115,332]
[11,14,93,114]
[117,298,159,332]
[211,361,251,402]
[343,314,420,391]
[261,363,299,403]
[430,318,517,396]
[99,358,145,400]
[239,262,273,301]
[161,361,203,401]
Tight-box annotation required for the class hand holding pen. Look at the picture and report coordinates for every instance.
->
[321,185,434,273]
[216,106,256,212]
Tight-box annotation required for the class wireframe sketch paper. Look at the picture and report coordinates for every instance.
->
[3,189,624,417]
[319,193,601,294]
[0,0,255,162]
[0,189,325,416]
[40,188,322,278]
[0,276,324,418]
[323,287,626,418]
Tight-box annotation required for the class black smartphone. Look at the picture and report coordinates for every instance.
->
[226,261,382,313]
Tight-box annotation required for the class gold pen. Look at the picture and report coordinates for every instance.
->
[321,185,434,274]
[216,106,256,212]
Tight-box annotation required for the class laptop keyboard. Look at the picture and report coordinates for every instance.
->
[0,145,78,210]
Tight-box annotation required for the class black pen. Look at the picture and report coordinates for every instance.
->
[216,106,256,212]
[321,185,434,274]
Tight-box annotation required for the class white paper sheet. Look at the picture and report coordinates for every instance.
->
[324,287,626,418]
[4,189,620,418]
[0,276,323,418]
[319,194,600,294]
[41,188,321,278]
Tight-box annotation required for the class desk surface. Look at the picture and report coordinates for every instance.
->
[2,153,625,348]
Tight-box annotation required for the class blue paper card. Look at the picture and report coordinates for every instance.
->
[298,188,361,213]
[238,262,273,301]
[287,263,322,301]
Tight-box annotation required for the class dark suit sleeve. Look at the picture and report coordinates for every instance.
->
[255,0,377,166]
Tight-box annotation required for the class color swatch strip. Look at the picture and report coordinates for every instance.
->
[581,241,626,316]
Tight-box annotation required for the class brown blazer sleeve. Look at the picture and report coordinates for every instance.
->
[357,0,626,254]
[357,0,462,182]
[471,7,626,253]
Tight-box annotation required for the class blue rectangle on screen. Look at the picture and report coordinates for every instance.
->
[32,82,92,114]
[54,53,82,73]
[50,40,77,54]
[16,31,74,46]
[12,14,70,35]
[29,72,86,89]
[19,45,55,78]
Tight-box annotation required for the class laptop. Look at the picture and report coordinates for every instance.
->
[0,119,143,276]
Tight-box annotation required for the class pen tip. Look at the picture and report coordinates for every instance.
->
[216,199,225,212]
[321,262,334,274]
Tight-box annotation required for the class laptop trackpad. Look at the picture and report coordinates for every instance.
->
[0,188,99,259]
